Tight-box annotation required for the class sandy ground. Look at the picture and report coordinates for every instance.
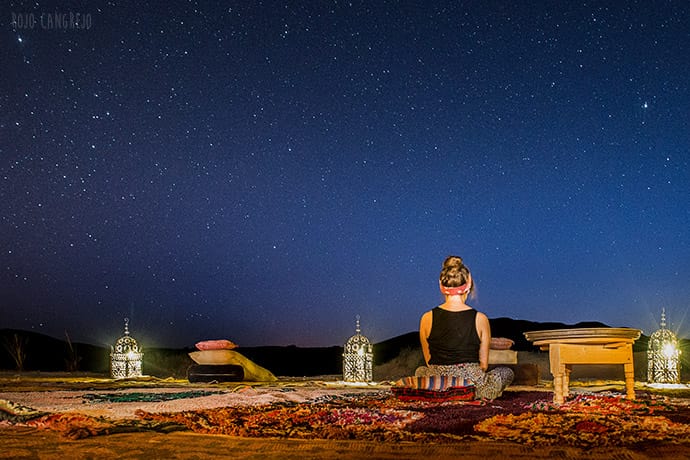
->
[5,426,690,460]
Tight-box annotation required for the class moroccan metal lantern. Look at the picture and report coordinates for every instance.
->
[110,318,144,379]
[343,316,373,383]
[647,309,681,384]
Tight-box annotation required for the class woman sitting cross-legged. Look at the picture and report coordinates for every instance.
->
[416,255,514,400]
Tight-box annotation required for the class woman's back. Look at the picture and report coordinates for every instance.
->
[427,308,480,365]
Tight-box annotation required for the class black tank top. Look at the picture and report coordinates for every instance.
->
[427,308,480,365]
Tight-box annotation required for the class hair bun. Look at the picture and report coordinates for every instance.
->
[442,255,464,268]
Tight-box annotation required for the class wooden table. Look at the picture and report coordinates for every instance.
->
[524,328,642,404]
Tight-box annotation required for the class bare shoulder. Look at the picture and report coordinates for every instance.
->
[420,310,433,325]
[475,310,489,322]
[474,310,491,341]
[474,311,491,328]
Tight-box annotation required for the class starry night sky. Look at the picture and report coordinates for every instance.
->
[2,1,689,349]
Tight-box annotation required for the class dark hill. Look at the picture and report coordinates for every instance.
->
[489,318,612,351]
[239,345,344,376]
[0,329,109,373]
[0,319,663,376]
[373,332,419,364]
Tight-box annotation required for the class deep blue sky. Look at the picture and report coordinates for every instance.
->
[2,1,689,349]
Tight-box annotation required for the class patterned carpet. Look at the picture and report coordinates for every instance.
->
[3,388,690,448]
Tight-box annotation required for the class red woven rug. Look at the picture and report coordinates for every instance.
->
[4,390,690,446]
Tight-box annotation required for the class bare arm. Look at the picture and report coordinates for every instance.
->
[475,311,491,371]
[419,311,432,365]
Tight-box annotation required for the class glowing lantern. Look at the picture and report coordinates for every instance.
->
[110,318,144,379]
[647,309,681,384]
[343,316,373,383]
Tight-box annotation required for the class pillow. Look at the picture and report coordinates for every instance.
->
[195,339,238,351]
[188,350,277,382]
[490,337,514,350]
[394,375,473,391]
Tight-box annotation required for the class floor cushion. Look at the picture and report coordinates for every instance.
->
[391,385,476,401]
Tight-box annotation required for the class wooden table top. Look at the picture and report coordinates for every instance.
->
[524,327,642,345]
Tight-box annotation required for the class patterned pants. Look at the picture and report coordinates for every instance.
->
[415,362,514,400]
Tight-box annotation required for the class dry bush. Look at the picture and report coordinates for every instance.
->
[64,331,82,372]
[3,333,28,371]
[143,349,194,379]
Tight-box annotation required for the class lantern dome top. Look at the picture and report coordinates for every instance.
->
[344,316,371,349]
[649,308,678,343]
[649,327,677,342]
[113,318,142,354]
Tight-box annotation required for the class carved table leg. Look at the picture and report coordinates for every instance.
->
[553,371,564,404]
[624,362,635,399]
[563,364,572,399]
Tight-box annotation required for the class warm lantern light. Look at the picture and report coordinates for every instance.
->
[662,343,676,359]
[647,309,681,385]
[110,318,144,379]
[342,315,373,383]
